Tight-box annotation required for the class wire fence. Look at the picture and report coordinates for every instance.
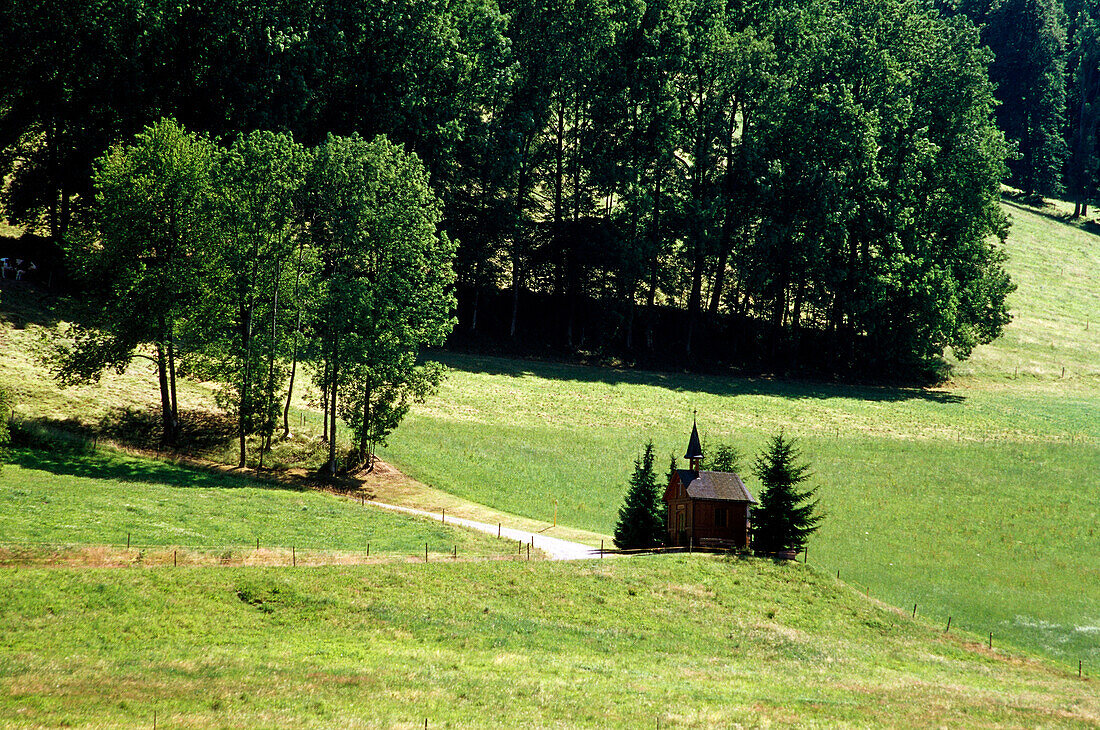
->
[0,532,548,568]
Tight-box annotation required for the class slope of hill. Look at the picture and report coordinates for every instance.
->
[953,199,1100,383]
[1,555,1096,728]
[378,201,1100,666]
[1,199,1096,674]
[0,447,517,564]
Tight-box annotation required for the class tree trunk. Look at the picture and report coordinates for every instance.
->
[359,380,371,467]
[282,240,306,439]
[685,246,706,357]
[553,98,566,299]
[645,170,662,351]
[259,267,283,469]
[321,359,330,443]
[167,324,180,445]
[510,258,521,339]
[325,355,339,476]
[155,340,175,446]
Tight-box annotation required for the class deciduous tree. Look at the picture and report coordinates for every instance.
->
[305,134,455,475]
[55,118,221,444]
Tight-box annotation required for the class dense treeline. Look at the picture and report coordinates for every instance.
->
[2,0,1026,376]
[945,0,1100,213]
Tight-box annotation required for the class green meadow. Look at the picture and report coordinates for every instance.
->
[0,447,515,562]
[0,199,1098,725]
[1,555,1096,728]
[378,200,1100,666]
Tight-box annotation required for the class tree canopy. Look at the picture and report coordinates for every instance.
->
[47,120,454,468]
[3,0,1026,377]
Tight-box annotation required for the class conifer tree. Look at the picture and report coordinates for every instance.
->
[751,433,822,555]
[707,443,743,473]
[614,441,665,550]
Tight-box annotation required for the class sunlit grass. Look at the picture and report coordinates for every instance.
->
[1,556,1095,728]
[0,447,516,561]
[1,200,1098,672]
[372,202,1100,666]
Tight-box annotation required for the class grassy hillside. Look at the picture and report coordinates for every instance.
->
[0,201,1097,674]
[954,199,1100,382]
[1,555,1095,728]
[376,201,1100,666]
[0,447,517,563]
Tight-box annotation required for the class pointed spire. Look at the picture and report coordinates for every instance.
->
[684,411,703,463]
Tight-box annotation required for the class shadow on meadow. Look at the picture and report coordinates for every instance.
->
[0,279,66,329]
[13,406,237,454]
[8,442,292,491]
[7,446,304,492]
[1002,197,1100,238]
[431,351,967,405]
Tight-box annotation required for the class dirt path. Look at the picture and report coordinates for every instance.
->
[339,458,610,550]
[367,500,599,561]
[101,445,611,558]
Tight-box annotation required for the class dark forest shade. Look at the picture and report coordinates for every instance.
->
[0,0,1015,377]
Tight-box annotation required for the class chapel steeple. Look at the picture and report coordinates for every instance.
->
[684,411,703,472]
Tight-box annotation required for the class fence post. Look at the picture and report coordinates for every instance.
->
[425,543,429,563]
[453,544,457,560]
[527,543,530,561]
[498,523,501,538]
[366,542,369,557]
[912,603,917,618]
[292,546,296,567]
[600,540,604,558]
[988,632,992,650]
[126,533,130,550]
[173,550,177,567]
[442,508,445,524]
[945,616,951,632]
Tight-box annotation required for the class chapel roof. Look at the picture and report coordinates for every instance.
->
[675,469,757,503]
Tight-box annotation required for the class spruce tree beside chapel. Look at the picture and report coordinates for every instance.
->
[614,441,666,550]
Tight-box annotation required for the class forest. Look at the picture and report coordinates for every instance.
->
[0,0,1085,379]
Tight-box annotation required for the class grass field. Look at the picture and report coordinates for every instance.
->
[0,447,517,563]
[372,200,1100,666]
[1,199,1098,721]
[1,555,1096,728]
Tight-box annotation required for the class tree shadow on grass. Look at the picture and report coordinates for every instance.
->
[430,351,967,405]
[95,405,236,452]
[1002,197,1100,238]
[7,446,306,492]
[8,407,310,492]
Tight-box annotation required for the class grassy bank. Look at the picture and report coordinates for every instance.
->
[1,200,1098,671]
[374,201,1100,665]
[0,447,516,562]
[1,555,1095,728]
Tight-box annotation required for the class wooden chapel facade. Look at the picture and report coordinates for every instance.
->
[663,420,756,549]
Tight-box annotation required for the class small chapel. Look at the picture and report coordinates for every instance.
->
[663,419,757,550]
